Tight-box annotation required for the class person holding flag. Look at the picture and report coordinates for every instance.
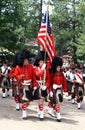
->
[36,4,57,119]
[37,6,56,63]
[34,51,50,120]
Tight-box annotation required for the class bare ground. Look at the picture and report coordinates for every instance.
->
[0,88,85,130]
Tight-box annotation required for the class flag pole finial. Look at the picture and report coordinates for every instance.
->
[46,1,51,11]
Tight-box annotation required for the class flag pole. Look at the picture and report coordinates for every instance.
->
[42,3,49,87]
[44,2,49,64]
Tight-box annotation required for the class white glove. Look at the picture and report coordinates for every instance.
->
[49,91,53,97]
[34,87,37,90]
[41,63,46,70]
[63,92,68,96]
[41,85,46,91]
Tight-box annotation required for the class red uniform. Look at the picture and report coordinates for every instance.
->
[14,64,37,86]
[47,56,67,122]
[9,66,22,108]
[13,64,38,119]
[14,64,37,101]
[48,70,67,122]
[33,50,51,120]
[51,71,67,92]
[8,67,15,78]
[34,65,50,120]
[34,66,50,88]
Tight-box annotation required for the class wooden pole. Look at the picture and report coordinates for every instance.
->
[44,3,49,64]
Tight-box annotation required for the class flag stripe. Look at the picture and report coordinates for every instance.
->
[37,12,56,62]
[39,38,53,62]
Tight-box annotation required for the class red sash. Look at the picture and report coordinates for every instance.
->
[3,67,8,75]
[0,68,8,83]
[76,73,83,81]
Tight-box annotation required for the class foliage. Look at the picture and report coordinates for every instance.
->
[50,0,85,63]
[0,0,85,63]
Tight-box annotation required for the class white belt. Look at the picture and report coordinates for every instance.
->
[53,84,62,89]
[37,80,45,86]
[10,78,17,82]
[22,79,31,85]
[13,78,17,81]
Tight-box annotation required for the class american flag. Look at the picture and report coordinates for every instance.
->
[37,12,56,62]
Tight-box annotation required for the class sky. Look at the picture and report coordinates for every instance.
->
[42,0,52,14]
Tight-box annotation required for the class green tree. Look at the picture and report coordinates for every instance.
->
[50,0,85,63]
[76,1,85,63]
[0,0,43,56]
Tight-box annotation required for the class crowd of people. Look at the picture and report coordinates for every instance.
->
[0,48,85,122]
[63,64,85,109]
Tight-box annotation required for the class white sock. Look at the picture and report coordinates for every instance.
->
[71,98,75,104]
[37,107,40,115]
[2,93,6,98]
[78,103,81,109]
[40,110,44,119]
[48,108,55,117]
[22,110,27,118]
[16,103,20,110]
[57,112,61,120]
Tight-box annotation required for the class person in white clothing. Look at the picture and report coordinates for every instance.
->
[0,61,11,98]
[74,65,84,109]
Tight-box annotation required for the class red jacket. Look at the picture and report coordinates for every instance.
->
[34,66,50,88]
[50,71,67,92]
[8,67,15,78]
[14,64,37,87]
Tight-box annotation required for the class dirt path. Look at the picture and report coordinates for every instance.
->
[0,89,85,130]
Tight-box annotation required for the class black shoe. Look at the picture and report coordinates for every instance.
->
[39,118,44,121]
[22,117,28,120]
[2,96,6,98]
[78,107,81,110]
[16,108,20,111]
[57,119,61,122]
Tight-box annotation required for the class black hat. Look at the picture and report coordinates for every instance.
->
[18,49,30,66]
[51,56,63,73]
[52,56,63,67]
[34,51,47,66]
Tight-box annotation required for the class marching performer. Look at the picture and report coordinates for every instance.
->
[66,68,76,104]
[8,52,20,110]
[74,65,84,109]
[48,56,67,122]
[0,61,11,98]
[14,49,37,119]
[82,66,85,92]
[34,51,49,120]
[65,67,71,100]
